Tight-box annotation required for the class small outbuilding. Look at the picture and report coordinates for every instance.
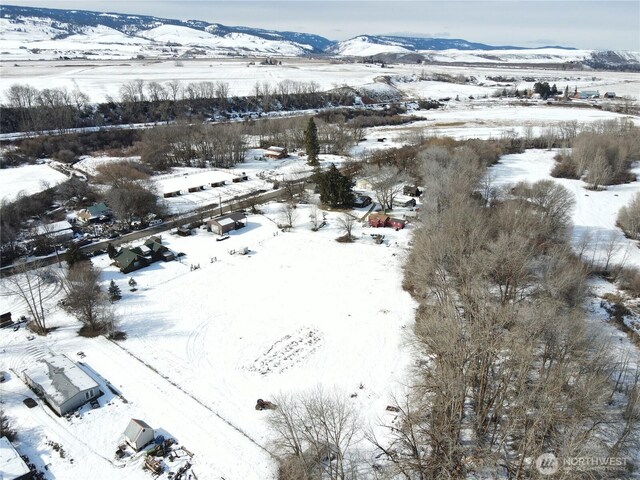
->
[0,312,12,328]
[123,419,155,451]
[208,212,247,235]
[353,195,372,208]
[23,355,99,416]
[264,146,289,159]
[0,436,32,480]
[403,186,422,197]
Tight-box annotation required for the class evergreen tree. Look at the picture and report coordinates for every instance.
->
[65,242,87,267]
[107,243,117,259]
[108,280,122,302]
[304,117,320,166]
[128,277,137,291]
[317,163,354,208]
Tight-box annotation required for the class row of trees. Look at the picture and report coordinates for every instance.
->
[265,139,639,479]
[2,78,358,133]
[391,144,638,477]
[552,118,640,188]
[3,84,90,134]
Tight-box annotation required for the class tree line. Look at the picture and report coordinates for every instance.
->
[264,139,639,479]
[1,79,358,134]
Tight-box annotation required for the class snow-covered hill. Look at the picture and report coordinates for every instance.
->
[330,35,640,69]
[0,5,325,59]
[1,5,638,69]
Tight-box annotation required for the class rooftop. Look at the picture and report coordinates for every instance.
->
[0,437,31,480]
[23,355,98,407]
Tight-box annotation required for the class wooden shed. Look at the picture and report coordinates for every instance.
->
[123,419,155,451]
[232,173,249,183]
[0,312,12,328]
[208,212,247,235]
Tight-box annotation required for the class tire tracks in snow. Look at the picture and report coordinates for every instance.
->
[106,338,276,460]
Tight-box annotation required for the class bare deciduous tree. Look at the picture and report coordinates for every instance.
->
[62,263,112,335]
[269,387,361,480]
[363,165,407,212]
[337,213,356,242]
[4,261,53,334]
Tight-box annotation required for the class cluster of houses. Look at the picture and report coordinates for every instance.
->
[31,202,112,244]
[112,236,175,273]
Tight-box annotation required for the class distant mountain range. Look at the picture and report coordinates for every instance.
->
[1,4,638,69]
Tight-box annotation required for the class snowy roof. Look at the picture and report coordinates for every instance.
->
[23,355,98,407]
[35,220,72,235]
[267,146,286,152]
[124,418,153,441]
[158,170,236,194]
[0,437,31,480]
[211,212,246,226]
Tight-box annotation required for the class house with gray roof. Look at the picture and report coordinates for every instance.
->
[23,355,99,416]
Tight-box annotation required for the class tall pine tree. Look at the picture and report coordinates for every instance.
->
[317,163,354,207]
[304,117,320,166]
[108,280,122,302]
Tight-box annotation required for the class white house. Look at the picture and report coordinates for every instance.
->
[23,355,99,416]
[123,418,155,451]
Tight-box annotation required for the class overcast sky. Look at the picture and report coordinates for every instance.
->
[5,1,640,50]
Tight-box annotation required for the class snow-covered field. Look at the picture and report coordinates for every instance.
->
[489,150,640,269]
[0,202,418,479]
[2,58,639,103]
[1,56,639,479]
[0,163,68,202]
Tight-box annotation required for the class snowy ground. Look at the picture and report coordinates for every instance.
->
[488,150,640,270]
[0,201,418,479]
[0,163,69,202]
[2,58,639,103]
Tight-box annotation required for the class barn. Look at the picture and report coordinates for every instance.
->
[123,418,155,451]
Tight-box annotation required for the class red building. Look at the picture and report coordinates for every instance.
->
[368,213,406,230]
